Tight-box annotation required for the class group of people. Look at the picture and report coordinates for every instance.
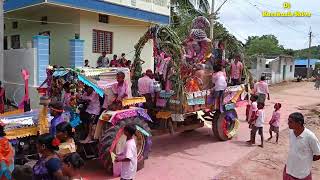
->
[211,55,244,111]
[244,76,320,180]
[0,70,138,180]
[90,52,131,69]
[0,119,85,180]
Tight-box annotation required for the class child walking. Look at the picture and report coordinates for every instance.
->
[246,95,258,122]
[116,125,137,180]
[246,95,258,144]
[268,103,281,143]
[248,102,265,147]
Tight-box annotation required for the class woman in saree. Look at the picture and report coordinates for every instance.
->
[0,121,14,180]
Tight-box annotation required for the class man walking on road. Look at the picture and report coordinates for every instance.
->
[254,76,270,104]
[284,112,320,180]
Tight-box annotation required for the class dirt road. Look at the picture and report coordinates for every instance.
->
[82,82,320,180]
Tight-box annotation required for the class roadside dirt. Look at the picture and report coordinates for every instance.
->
[216,104,320,180]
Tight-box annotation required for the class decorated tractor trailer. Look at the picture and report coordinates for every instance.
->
[1,16,251,175]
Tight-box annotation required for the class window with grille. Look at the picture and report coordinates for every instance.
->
[11,35,20,49]
[92,30,113,54]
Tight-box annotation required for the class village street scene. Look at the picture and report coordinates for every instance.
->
[0,0,319,180]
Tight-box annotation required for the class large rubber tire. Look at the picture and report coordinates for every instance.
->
[98,117,152,174]
[212,109,238,141]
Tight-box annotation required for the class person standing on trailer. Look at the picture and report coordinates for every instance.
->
[230,55,243,86]
[138,69,155,108]
[80,86,101,143]
[212,65,227,112]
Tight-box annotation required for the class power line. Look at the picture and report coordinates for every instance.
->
[243,0,307,35]
[217,20,247,41]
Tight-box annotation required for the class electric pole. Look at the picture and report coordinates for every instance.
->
[209,0,229,40]
[210,0,215,40]
[307,27,312,79]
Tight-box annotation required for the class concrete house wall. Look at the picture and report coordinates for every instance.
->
[4,5,80,66]
[79,11,154,71]
[249,55,295,84]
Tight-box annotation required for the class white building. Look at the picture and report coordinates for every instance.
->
[3,0,170,67]
[2,0,170,106]
[250,55,295,84]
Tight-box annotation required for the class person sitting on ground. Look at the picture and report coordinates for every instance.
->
[49,101,66,137]
[0,121,14,180]
[138,69,154,108]
[116,125,137,180]
[119,53,129,68]
[84,60,90,67]
[248,102,265,148]
[111,72,129,107]
[33,134,65,180]
[253,76,270,104]
[97,51,109,68]
[284,112,320,180]
[268,103,281,143]
[62,153,85,180]
[212,64,227,112]
[110,54,120,67]
[80,86,101,143]
[56,122,76,157]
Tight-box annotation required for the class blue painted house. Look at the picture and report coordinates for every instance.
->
[4,0,170,68]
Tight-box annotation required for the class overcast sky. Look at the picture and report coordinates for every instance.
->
[213,0,320,50]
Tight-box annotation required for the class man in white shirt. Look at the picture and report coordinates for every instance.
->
[138,69,154,108]
[284,112,320,180]
[253,76,270,103]
[116,125,137,180]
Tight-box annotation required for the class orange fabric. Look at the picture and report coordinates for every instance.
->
[0,137,14,166]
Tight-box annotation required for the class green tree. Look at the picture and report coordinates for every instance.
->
[245,35,284,56]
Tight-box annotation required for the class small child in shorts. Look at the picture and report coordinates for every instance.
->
[248,102,265,147]
[268,103,281,143]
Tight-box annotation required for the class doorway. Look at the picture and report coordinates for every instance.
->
[283,65,286,80]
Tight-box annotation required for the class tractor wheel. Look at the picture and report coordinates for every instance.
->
[212,109,238,141]
[98,117,152,174]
